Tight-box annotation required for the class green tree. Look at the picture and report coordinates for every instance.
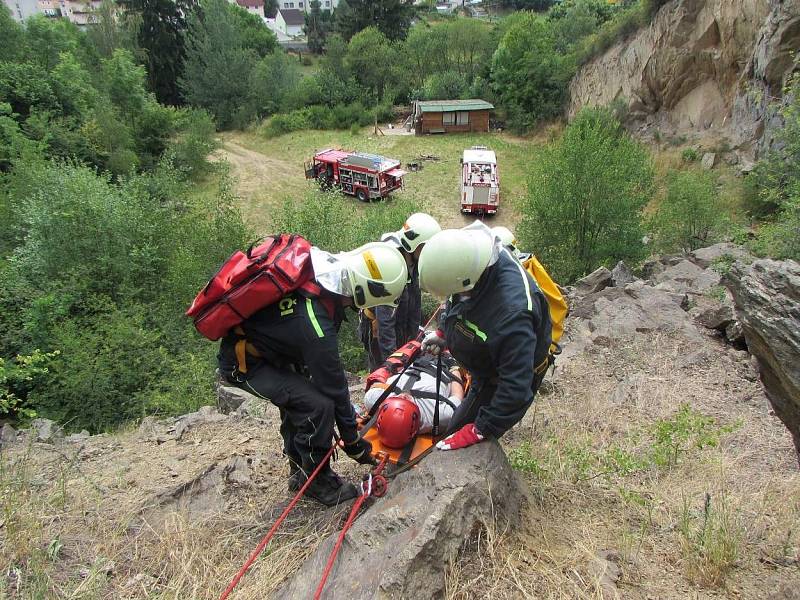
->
[305,0,331,54]
[119,0,196,105]
[490,12,575,131]
[25,16,81,71]
[334,0,415,42]
[346,27,394,101]
[0,4,26,62]
[248,49,301,116]
[229,2,278,57]
[650,170,728,253]
[518,108,654,282]
[180,0,258,129]
[87,0,143,59]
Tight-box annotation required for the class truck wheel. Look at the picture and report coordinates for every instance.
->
[356,189,368,202]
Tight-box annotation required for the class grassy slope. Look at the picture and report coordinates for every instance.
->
[218,127,540,232]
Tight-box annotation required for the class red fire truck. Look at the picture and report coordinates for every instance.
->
[304,149,407,202]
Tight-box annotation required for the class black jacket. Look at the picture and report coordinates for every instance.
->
[361,264,422,363]
[218,292,358,440]
[441,249,552,438]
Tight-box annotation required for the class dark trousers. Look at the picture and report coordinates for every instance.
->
[229,362,334,470]
[447,371,546,438]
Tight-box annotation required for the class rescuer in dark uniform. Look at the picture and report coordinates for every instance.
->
[359,213,441,371]
[418,223,552,451]
[218,242,408,506]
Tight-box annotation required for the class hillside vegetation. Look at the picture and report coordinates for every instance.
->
[1,1,799,597]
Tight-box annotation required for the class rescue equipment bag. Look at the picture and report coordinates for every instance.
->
[186,234,321,340]
[521,255,568,351]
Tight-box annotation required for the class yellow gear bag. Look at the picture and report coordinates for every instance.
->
[521,255,568,350]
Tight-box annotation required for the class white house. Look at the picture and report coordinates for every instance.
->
[3,0,39,21]
[275,7,304,37]
[235,0,264,16]
[279,0,337,12]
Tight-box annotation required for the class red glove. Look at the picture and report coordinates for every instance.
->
[436,423,485,451]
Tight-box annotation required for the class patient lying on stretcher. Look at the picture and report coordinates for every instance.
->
[363,352,466,433]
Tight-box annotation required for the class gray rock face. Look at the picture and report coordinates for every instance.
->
[171,406,228,440]
[610,261,637,287]
[32,418,63,443]
[651,259,721,294]
[727,259,800,461]
[217,382,258,414]
[1,423,17,443]
[575,267,612,295]
[690,243,752,268]
[276,441,530,599]
[701,152,717,170]
[570,281,701,349]
[695,303,736,330]
[568,0,799,158]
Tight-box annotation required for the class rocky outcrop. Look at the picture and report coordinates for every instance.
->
[726,259,800,461]
[276,441,530,599]
[569,0,799,159]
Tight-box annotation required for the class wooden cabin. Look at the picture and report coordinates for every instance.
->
[412,99,494,135]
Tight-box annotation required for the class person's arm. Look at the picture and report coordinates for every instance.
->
[374,304,398,363]
[476,311,537,438]
[448,368,465,402]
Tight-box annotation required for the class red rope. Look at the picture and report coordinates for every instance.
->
[219,445,336,600]
[313,487,369,600]
[313,455,389,599]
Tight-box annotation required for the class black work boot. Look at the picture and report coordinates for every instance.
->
[287,457,304,492]
[302,463,359,507]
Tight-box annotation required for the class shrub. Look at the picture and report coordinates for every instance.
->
[264,110,311,137]
[167,108,219,180]
[518,108,654,282]
[1,160,247,431]
[649,170,729,253]
[682,148,699,163]
[747,66,800,260]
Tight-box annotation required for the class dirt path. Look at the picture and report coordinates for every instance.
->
[212,137,302,199]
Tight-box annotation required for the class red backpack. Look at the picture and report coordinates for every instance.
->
[186,234,322,340]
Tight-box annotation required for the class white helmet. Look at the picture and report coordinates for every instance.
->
[491,226,517,251]
[418,229,493,298]
[340,242,408,309]
[392,213,441,254]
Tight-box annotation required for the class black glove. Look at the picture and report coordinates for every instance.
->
[343,438,376,465]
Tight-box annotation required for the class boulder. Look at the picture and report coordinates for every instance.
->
[217,383,258,414]
[171,406,228,440]
[695,303,736,330]
[701,152,717,170]
[725,320,745,345]
[575,267,612,296]
[32,418,63,443]
[276,441,530,599]
[651,259,721,295]
[610,261,637,287]
[1,423,17,444]
[690,243,752,269]
[570,281,703,349]
[65,430,91,444]
[726,259,800,461]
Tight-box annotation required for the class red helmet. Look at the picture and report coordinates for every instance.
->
[376,395,421,449]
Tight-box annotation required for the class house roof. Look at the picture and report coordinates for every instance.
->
[415,99,494,113]
[280,8,305,25]
[236,0,264,7]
